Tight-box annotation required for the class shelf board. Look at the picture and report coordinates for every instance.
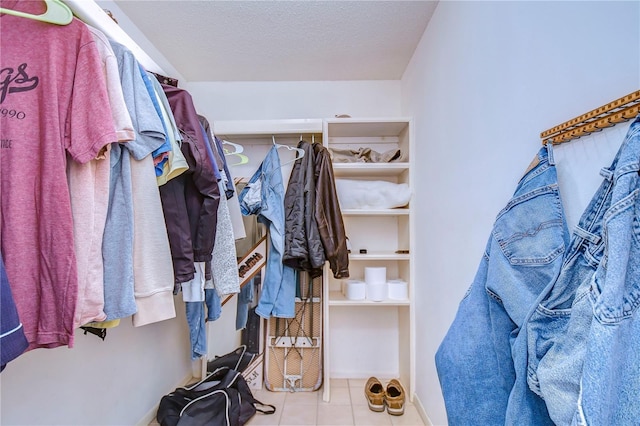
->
[213,118,323,138]
[332,162,409,177]
[348,252,410,260]
[326,119,410,137]
[341,208,409,216]
[328,291,410,306]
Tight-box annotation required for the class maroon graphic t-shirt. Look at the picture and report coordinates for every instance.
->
[0,0,117,350]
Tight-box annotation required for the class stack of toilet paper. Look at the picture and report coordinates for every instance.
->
[341,268,408,302]
[364,267,387,301]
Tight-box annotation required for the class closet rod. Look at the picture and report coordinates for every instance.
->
[541,90,640,145]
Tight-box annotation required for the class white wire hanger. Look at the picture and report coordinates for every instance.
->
[273,136,304,158]
[0,0,73,25]
[273,135,304,167]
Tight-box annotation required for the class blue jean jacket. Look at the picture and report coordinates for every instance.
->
[577,117,640,425]
[436,143,569,425]
[524,117,640,426]
[525,161,612,425]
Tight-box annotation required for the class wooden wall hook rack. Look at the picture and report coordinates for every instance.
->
[541,90,640,145]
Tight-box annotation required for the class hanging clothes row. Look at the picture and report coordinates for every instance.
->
[237,138,350,319]
[435,115,640,425]
[0,0,243,369]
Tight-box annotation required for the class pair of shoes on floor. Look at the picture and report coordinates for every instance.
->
[365,377,405,416]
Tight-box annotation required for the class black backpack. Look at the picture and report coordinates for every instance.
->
[156,366,275,426]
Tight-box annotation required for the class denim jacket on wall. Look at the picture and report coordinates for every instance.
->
[436,143,568,425]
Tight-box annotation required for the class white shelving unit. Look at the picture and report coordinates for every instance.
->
[212,117,414,403]
[321,117,414,403]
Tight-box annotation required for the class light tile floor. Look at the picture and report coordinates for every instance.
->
[149,378,425,426]
[246,378,425,426]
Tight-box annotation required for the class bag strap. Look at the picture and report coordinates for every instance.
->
[234,345,247,371]
[243,389,276,415]
[253,399,276,415]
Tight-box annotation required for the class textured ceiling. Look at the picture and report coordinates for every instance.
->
[109,0,438,82]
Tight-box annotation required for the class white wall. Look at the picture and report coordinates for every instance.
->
[1,301,192,426]
[183,80,401,121]
[401,1,640,425]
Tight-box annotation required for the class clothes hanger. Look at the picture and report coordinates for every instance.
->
[299,133,316,144]
[298,134,317,144]
[221,139,244,155]
[272,135,305,161]
[0,0,73,25]
[221,138,248,166]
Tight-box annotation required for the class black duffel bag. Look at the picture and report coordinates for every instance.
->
[156,366,275,426]
[206,345,256,374]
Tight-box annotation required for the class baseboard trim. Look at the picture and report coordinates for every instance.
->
[412,393,434,426]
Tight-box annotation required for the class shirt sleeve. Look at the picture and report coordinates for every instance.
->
[110,40,166,161]
[66,38,118,163]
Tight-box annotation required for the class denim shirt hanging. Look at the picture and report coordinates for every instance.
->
[238,146,296,318]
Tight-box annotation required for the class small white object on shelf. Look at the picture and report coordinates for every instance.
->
[388,279,408,300]
[364,267,388,302]
[344,280,366,300]
[366,283,387,302]
[364,266,387,284]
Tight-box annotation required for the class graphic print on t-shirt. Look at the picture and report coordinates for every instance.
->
[0,63,39,104]
[0,63,38,136]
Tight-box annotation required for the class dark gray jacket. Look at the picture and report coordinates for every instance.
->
[283,140,326,278]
